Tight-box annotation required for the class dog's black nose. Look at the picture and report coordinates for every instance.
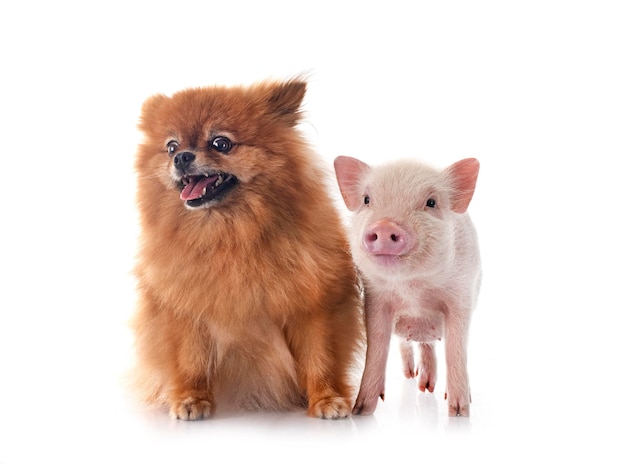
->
[173,151,196,172]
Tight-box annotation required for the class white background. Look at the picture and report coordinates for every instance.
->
[1,1,625,462]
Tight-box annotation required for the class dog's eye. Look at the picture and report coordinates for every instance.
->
[167,141,179,156]
[426,198,436,208]
[211,136,233,154]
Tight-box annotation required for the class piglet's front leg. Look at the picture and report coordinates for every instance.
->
[353,296,393,415]
[444,310,472,416]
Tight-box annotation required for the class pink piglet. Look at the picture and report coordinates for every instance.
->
[334,156,481,417]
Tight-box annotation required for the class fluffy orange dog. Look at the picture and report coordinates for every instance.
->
[131,78,362,420]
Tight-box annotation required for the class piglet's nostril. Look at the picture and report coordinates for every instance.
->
[366,233,379,243]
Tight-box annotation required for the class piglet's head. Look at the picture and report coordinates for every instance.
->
[334,155,480,280]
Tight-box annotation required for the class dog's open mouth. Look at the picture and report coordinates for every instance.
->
[179,172,238,208]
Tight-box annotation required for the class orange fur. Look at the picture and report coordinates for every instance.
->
[131,78,363,420]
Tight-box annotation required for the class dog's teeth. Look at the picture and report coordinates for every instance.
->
[215,175,223,187]
[202,187,207,196]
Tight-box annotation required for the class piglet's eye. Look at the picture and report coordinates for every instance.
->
[364,195,370,205]
[426,198,436,208]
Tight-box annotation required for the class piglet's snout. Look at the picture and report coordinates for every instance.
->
[363,220,412,255]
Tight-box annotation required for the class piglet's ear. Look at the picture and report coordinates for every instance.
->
[447,158,480,213]
[334,156,370,211]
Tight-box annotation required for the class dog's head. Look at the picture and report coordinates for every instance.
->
[136,79,307,210]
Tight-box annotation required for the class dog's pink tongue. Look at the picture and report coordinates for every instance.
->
[180,175,217,201]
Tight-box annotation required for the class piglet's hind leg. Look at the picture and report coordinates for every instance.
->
[417,342,437,393]
[400,341,416,378]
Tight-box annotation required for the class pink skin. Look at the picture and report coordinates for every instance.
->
[334,155,481,417]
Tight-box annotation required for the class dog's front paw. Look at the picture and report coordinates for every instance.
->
[170,396,214,420]
[307,396,351,420]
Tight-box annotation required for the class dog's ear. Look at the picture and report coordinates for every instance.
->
[265,80,307,126]
[138,94,168,132]
[141,93,168,116]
